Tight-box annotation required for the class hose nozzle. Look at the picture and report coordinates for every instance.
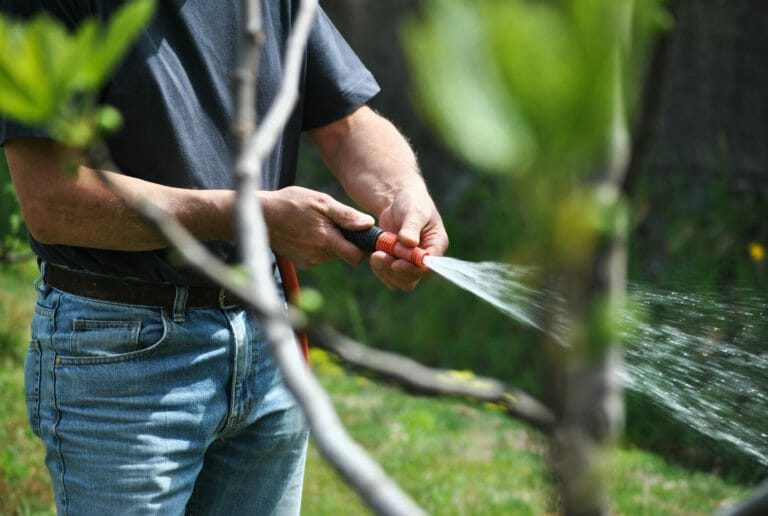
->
[341,226,429,268]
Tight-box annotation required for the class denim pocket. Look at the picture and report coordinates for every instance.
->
[59,315,169,365]
[24,339,42,437]
[55,294,171,365]
[70,319,142,357]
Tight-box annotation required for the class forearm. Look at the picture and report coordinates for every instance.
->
[45,166,236,251]
[309,106,431,218]
[6,138,236,251]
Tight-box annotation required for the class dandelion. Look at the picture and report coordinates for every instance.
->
[748,241,765,262]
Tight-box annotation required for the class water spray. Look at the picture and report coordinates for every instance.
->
[341,225,430,268]
[343,225,768,471]
[341,224,541,329]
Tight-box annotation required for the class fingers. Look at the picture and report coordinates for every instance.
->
[329,233,369,266]
[318,196,375,265]
[419,220,449,257]
[370,251,425,292]
[262,187,376,268]
[321,195,375,231]
[372,199,446,290]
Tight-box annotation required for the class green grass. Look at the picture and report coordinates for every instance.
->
[0,261,54,515]
[0,261,757,515]
[303,350,752,515]
[304,352,554,515]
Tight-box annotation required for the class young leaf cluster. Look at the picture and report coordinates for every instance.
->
[0,0,155,147]
[404,0,669,178]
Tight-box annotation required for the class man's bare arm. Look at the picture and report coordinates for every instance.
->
[5,137,373,267]
[5,137,236,251]
[309,105,448,290]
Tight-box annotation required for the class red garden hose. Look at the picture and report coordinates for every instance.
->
[340,225,429,268]
[276,255,309,363]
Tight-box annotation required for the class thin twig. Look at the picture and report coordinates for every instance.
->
[312,326,556,433]
[234,0,269,285]
[239,0,319,170]
[233,1,425,514]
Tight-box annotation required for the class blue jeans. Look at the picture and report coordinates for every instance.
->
[25,271,309,515]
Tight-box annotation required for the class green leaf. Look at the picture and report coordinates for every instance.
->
[95,105,124,134]
[67,19,102,90]
[0,16,59,124]
[0,0,156,145]
[84,0,156,89]
[403,0,535,175]
[404,0,666,177]
[299,288,325,314]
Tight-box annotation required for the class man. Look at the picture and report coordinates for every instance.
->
[1,1,447,514]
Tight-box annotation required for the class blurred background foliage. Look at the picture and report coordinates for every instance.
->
[298,0,768,482]
[1,0,766,488]
[0,153,26,261]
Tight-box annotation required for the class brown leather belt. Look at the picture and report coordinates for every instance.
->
[44,264,242,310]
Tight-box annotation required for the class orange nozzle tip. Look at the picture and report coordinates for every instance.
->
[411,247,429,268]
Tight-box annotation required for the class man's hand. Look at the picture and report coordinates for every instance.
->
[310,105,448,291]
[260,185,375,269]
[372,185,448,291]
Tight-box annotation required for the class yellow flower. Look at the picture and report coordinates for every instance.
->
[748,242,765,262]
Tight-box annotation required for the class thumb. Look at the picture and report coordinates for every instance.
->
[323,197,375,230]
[397,213,426,248]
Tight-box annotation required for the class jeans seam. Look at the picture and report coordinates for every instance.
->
[38,289,68,513]
[50,344,68,513]
[25,340,42,436]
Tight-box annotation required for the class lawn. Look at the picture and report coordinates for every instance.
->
[0,261,755,515]
[303,351,751,515]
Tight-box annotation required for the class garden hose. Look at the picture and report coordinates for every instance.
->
[340,225,429,268]
[276,255,309,362]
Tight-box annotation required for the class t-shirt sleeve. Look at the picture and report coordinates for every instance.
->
[301,8,380,130]
[0,119,50,146]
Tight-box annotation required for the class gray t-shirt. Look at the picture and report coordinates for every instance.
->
[0,1,380,285]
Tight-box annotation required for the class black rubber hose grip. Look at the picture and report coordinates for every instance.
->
[340,226,385,253]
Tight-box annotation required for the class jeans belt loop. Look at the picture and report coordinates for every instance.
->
[34,261,52,296]
[173,285,189,322]
[219,287,239,310]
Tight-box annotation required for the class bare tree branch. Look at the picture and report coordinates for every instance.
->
[233,0,263,150]
[231,0,426,513]
[312,326,556,433]
[717,479,768,516]
[232,0,271,290]
[240,0,319,170]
